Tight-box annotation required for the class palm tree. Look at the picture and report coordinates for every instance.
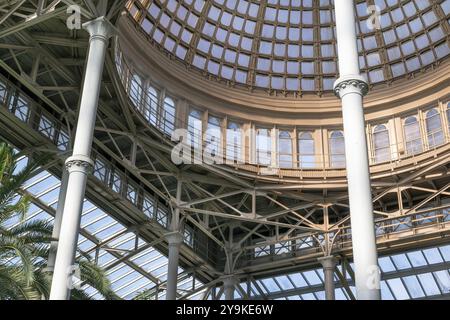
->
[0,142,119,300]
[0,142,51,299]
[133,287,160,300]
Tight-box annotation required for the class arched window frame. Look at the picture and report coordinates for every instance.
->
[372,124,391,163]
[188,109,203,150]
[226,121,242,163]
[425,108,444,148]
[278,130,293,169]
[205,115,222,159]
[403,116,423,156]
[298,131,315,169]
[146,85,159,126]
[329,130,345,168]
[256,127,272,166]
[161,96,176,135]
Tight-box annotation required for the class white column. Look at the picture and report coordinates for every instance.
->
[333,0,381,300]
[49,17,114,300]
[165,231,183,300]
[165,180,183,300]
[223,276,236,300]
[318,256,337,300]
[47,168,69,273]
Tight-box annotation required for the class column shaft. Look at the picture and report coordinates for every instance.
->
[334,0,360,76]
[49,17,113,300]
[341,92,380,299]
[165,233,182,300]
[165,180,183,300]
[47,168,69,273]
[318,256,337,300]
[333,0,381,300]
[223,277,236,300]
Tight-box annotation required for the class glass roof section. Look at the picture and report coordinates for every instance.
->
[214,244,450,300]
[125,0,450,94]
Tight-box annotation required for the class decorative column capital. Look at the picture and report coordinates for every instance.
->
[65,155,94,174]
[83,16,116,42]
[165,231,183,246]
[333,74,369,98]
[318,255,337,271]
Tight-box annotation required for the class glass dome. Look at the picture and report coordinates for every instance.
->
[126,0,450,94]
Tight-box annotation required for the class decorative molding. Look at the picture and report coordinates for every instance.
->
[318,256,338,270]
[83,16,116,42]
[65,154,94,173]
[334,75,369,98]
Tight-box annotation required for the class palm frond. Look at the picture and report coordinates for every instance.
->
[77,259,120,300]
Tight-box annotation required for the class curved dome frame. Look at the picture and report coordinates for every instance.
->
[126,0,450,95]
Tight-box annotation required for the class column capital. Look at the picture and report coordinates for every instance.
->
[83,16,116,42]
[318,255,337,271]
[333,74,369,98]
[65,154,94,174]
[165,231,183,246]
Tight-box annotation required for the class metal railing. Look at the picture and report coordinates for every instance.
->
[237,205,450,268]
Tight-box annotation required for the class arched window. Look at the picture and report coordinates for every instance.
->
[161,97,175,135]
[329,131,345,168]
[404,116,423,155]
[447,102,450,132]
[278,131,293,168]
[256,128,271,166]
[205,116,222,158]
[146,86,159,126]
[425,108,444,148]
[298,132,315,168]
[188,109,202,150]
[226,122,242,163]
[129,74,143,107]
[373,125,391,163]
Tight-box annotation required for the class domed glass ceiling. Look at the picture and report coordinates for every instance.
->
[126,0,450,94]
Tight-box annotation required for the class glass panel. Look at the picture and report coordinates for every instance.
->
[298,132,315,168]
[404,116,423,155]
[426,109,444,148]
[278,131,293,168]
[161,97,176,135]
[226,122,242,163]
[387,278,410,300]
[329,131,345,168]
[402,276,425,299]
[373,125,391,163]
[256,128,272,166]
